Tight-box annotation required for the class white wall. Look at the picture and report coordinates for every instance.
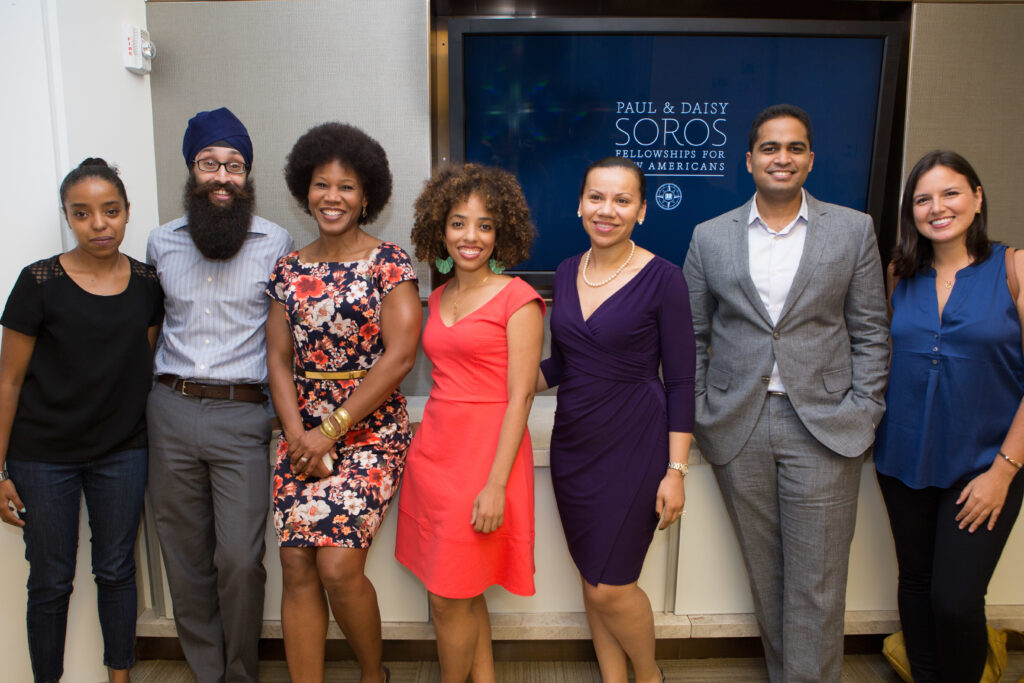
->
[0,0,157,680]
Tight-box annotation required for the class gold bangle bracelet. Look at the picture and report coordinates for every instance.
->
[331,407,352,435]
[999,451,1023,470]
[319,419,341,441]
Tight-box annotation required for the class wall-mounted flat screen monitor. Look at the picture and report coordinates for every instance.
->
[447,18,904,282]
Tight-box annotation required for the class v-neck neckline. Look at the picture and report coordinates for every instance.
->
[437,278,514,329]
[576,256,657,325]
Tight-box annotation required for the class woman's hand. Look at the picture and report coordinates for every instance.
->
[956,460,1017,532]
[0,479,25,527]
[471,482,506,534]
[286,427,335,478]
[656,471,686,530]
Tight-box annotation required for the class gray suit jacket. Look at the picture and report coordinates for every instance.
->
[682,193,889,465]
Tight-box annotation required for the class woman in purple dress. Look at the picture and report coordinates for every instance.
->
[538,157,695,683]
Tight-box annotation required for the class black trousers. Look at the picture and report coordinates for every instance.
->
[876,470,1024,683]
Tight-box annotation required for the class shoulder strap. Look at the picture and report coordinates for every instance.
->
[1007,246,1019,302]
[1005,247,1024,357]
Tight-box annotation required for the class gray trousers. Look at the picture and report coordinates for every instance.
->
[147,381,271,683]
[713,394,862,683]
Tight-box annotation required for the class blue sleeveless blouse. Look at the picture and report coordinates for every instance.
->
[875,244,1024,488]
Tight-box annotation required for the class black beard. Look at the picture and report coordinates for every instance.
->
[183,175,256,260]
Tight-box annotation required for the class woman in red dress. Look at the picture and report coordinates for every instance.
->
[397,164,543,682]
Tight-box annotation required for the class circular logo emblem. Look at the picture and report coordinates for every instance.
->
[655,183,682,211]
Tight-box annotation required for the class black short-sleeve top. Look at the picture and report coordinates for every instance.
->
[1,255,164,463]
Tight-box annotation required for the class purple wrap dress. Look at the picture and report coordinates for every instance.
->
[540,254,695,586]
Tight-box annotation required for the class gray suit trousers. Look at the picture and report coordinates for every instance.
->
[713,394,861,683]
[147,381,272,683]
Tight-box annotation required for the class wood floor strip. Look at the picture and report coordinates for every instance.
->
[129,653,1024,682]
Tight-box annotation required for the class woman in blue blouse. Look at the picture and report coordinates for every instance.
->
[875,150,1024,682]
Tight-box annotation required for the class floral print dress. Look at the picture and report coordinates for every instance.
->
[267,242,417,548]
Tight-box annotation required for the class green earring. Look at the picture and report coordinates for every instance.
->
[489,259,506,275]
[435,256,454,274]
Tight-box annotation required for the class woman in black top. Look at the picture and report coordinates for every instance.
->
[0,159,163,683]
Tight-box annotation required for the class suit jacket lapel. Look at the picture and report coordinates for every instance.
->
[778,193,829,322]
[730,200,774,327]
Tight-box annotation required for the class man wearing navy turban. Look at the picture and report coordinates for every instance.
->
[146,107,294,682]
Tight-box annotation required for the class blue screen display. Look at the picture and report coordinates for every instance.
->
[463,33,885,269]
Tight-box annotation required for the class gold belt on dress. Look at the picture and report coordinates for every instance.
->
[302,369,368,380]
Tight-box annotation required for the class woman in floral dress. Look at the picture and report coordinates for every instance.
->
[266,123,421,683]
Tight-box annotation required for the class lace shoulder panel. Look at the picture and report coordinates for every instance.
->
[26,255,63,285]
[128,255,159,281]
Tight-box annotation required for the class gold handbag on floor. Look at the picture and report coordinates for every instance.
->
[883,626,1007,682]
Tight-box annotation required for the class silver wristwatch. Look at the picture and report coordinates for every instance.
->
[667,462,689,476]
[0,468,10,483]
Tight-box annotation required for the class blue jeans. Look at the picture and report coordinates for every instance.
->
[7,447,148,682]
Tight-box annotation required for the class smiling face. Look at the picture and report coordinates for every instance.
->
[62,177,129,258]
[577,166,646,248]
[911,164,983,247]
[444,193,496,273]
[746,116,814,203]
[307,159,367,236]
[191,145,248,207]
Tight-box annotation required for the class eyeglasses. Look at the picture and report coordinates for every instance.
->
[193,158,249,175]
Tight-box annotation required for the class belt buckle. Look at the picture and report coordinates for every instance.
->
[179,379,194,397]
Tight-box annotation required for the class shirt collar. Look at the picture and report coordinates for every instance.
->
[748,189,808,235]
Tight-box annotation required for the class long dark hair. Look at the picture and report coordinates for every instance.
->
[890,150,988,279]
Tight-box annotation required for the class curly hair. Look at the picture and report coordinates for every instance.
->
[283,122,392,224]
[411,163,535,269]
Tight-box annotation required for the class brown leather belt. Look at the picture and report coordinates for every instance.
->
[157,375,267,403]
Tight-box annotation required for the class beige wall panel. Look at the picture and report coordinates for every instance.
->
[904,3,1024,245]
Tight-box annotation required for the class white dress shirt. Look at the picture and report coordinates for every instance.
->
[747,190,809,393]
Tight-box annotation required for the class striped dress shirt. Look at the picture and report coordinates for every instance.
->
[147,214,294,384]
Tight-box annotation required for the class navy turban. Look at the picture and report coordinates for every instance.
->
[182,107,253,169]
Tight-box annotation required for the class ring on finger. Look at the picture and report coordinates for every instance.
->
[299,456,310,463]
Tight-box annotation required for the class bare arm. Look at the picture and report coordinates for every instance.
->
[955,248,1024,532]
[472,300,544,533]
[0,328,35,527]
[335,280,422,426]
[147,325,160,352]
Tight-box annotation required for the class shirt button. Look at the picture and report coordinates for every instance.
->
[932,346,938,352]
[207,276,213,283]
[205,308,211,315]
[199,364,206,370]
[932,359,938,365]
[205,339,210,345]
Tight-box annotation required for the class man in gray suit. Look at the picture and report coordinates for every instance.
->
[683,104,889,682]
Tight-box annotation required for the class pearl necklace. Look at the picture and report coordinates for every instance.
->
[582,240,635,287]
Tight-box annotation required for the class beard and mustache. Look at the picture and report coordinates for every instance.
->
[183,174,256,260]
